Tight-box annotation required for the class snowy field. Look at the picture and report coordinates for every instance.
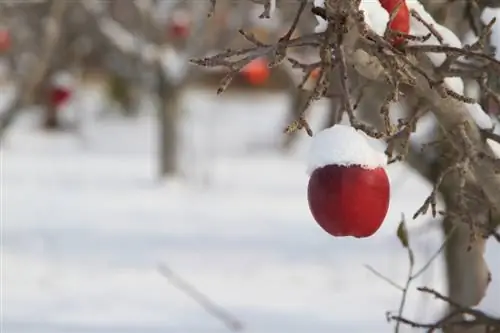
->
[1,87,498,333]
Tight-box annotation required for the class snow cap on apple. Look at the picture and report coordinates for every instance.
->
[307,125,390,238]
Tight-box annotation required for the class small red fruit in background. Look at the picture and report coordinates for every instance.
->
[378,0,410,46]
[306,125,390,238]
[50,73,74,109]
[170,22,190,39]
[50,87,71,108]
[241,58,270,86]
[168,10,191,39]
[310,68,321,80]
[0,29,11,52]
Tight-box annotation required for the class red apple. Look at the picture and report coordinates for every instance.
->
[50,72,74,108]
[306,125,390,238]
[168,10,191,39]
[241,58,270,86]
[0,29,11,52]
[308,164,390,238]
[169,22,190,38]
[50,87,71,108]
[310,68,320,80]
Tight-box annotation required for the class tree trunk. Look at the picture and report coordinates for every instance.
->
[41,69,61,130]
[436,141,491,333]
[44,104,60,129]
[157,67,181,178]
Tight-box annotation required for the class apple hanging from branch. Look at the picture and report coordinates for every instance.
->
[240,58,270,86]
[306,125,390,238]
[379,0,410,46]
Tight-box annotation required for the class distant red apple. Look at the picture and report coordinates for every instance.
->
[169,22,190,38]
[0,29,11,52]
[50,87,71,109]
[168,10,191,39]
[307,164,390,238]
[241,58,270,86]
[310,68,320,80]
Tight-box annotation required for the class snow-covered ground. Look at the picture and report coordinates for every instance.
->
[1,87,498,333]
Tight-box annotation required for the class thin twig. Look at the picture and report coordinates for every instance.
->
[158,263,243,332]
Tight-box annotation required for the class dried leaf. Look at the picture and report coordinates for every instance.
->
[396,215,410,248]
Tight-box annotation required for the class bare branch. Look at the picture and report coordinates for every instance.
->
[157,263,243,332]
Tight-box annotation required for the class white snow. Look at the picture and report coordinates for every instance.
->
[270,0,277,16]
[313,0,328,33]
[463,30,479,46]
[407,1,462,67]
[444,77,464,95]
[481,7,500,61]
[160,46,189,83]
[314,14,328,33]
[466,102,494,130]
[0,86,498,333]
[306,124,387,174]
